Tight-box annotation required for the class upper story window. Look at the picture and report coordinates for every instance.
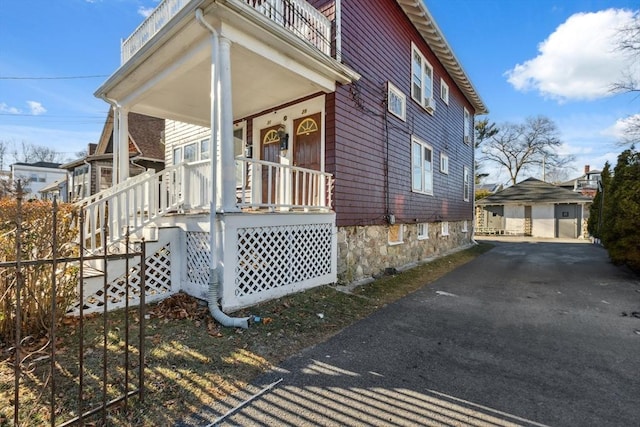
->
[387,81,406,121]
[411,136,433,195]
[411,43,435,113]
[440,78,449,105]
[463,108,471,145]
[440,152,449,174]
[463,165,471,202]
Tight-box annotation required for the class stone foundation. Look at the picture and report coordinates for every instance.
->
[337,221,472,284]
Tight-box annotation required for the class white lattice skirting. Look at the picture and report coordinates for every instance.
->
[70,233,178,316]
[184,213,337,311]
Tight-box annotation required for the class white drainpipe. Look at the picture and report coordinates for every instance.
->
[196,8,250,329]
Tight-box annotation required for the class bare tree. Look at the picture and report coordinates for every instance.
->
[11,140,63,163]
[611,13,640,144]
[479,115,573,185]
[0,139,7,171]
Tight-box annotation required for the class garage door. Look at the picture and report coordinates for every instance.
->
[555,204,579,238]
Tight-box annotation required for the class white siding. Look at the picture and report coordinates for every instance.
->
[531,204,555,238]
[164,120,210,164]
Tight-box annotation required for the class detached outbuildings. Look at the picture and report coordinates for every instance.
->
[476,178,592,239]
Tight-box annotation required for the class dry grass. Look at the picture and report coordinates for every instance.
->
[0,243,492,426]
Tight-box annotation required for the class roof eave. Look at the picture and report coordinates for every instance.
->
[396,0,488,115]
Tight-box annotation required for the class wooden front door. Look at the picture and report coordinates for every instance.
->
[293,113,321,205]
[260,124,281,205]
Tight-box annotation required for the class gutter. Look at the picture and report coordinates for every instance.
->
[195,7,250,329]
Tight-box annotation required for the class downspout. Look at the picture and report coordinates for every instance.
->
[196,8,250,329]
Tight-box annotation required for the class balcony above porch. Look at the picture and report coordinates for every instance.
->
[97,0,358,126]
[121,0,334,63]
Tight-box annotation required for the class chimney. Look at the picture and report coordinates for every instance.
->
[584,165,590,174]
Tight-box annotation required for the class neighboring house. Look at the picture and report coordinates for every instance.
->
[79,0,487,317]
[9,161,67,200]
[39,178,69,202]
[558,165,601,198]
[475,183,503,197]
[60,111,165,201]
[476,178,592,239]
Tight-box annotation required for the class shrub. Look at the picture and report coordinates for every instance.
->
[0,198,79,344]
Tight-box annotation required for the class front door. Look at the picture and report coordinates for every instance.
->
[293,113,321,205]
[260,125,281,205]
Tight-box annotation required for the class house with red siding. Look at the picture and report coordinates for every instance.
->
[83,0,487,324]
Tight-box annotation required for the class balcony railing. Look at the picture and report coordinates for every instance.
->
[80,158,333,253]
[121,0,332,64]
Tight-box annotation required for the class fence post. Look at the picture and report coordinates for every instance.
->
[50,197,58,427]
[13,180,24,426]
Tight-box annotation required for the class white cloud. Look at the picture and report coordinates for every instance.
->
[138,6,155,18]
[26,101,46,116]
[0,102,21,114]
[506,9,639,102]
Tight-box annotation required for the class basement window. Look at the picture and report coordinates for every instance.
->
[388,224,404,245]
[417,223,429,240]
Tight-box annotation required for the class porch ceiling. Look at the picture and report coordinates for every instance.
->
[96,1,358,127]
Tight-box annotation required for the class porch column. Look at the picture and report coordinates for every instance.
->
[112,105,120,184]
[219,36,239,212]
[116,105,130,184]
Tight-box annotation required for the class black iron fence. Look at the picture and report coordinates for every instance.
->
[0,183,148,426]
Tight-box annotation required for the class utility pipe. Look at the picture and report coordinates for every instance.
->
[196,8,250,329]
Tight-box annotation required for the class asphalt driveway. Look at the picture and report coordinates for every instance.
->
[194,239,640,426]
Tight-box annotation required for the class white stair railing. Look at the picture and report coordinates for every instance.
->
[80,158,333,253]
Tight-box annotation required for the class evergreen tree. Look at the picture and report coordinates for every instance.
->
[587,163,610,239]
[600,147,640,270]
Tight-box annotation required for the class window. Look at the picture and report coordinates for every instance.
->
[411,43,435,112]
[417,223,429,240]
[463,108,471,144]
[440,78,449,104]
[200,138,210,160]
[234,126,245,186]
[388,224,404,245]
[440,153,449,174]
[441,221,449,236]
[411,136,433,195]
[462,220,468,233]
[98,166,112,192]
[183,143,197,162]
[173,147,182,165]
[463,166,470,202]
[387,81,406,121]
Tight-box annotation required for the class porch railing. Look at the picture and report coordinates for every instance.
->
[121,0,332,64]
[80,158,333,253]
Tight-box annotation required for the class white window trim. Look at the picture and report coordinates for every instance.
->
[440,78,449,105]
[440,152,449,174]
[441,221,449,237]
[411,136,433,195]
[388,224,405,245]
[463,165,470,202]
[463,108,471,145]
[411,42,435,113]
[417,222,429,240]
[462,220,468,233]
[387,81,406,121]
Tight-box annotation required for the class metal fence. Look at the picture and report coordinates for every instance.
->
[0,184,148,426]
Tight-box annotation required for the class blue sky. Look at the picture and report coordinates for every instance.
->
[1,0,639,184]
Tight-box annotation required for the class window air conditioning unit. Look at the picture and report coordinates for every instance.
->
[425,97,436,112]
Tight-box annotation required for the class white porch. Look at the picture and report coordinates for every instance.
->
[82,0,358,313]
